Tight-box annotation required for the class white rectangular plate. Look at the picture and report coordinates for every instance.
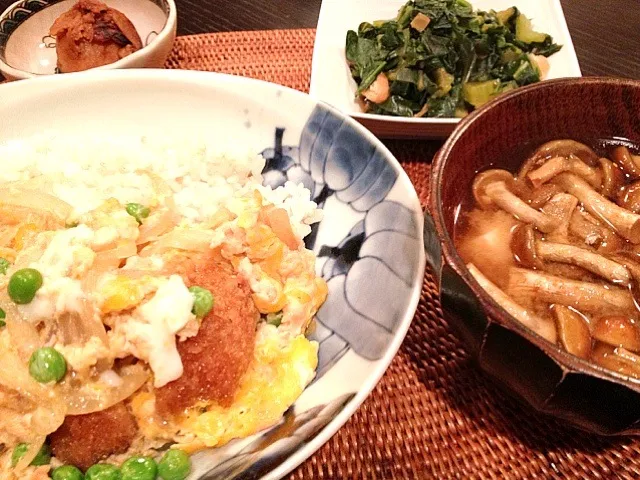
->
[310,0,582,139]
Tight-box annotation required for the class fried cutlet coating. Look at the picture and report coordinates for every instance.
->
[155,257,259,416]
[49,402,138,471]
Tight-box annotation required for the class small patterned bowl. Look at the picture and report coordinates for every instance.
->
[0,0,176,80]
[427,77,640,435]
[0,69,426,478]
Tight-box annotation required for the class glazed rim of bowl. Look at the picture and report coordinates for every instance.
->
[430,76,640,392]
[0,0,176,77]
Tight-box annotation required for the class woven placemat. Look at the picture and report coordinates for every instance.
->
[166,30,640,480]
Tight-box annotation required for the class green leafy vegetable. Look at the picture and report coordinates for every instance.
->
[345,0,562,117]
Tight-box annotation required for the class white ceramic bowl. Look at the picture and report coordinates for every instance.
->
[0,69,426,479]
[0,0,176,80]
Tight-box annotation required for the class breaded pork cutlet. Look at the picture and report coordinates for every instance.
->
[155,256,259,415]
[49,403,138,471]
[47,256,258,468]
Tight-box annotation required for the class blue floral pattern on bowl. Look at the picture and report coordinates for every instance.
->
[262,106,422,378]
[189,104,425,479]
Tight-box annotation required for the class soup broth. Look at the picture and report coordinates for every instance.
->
[455,139,640,378]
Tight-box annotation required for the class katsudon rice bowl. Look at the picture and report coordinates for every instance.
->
[0,134,328,479]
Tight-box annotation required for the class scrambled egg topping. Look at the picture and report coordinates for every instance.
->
[0,175,326,471]
[110,275,196,387]
[131,331,318,451]
[0,139,327,479]
[23,188,327,389]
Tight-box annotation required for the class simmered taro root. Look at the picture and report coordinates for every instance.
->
[50,0,142,73]
[456,141,640,378]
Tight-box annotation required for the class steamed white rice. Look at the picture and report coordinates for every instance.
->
[0,134,322,238]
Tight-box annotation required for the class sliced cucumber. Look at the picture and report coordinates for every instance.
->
[516,14,548,44]
[495,7,516,26]
[463,80,500,107]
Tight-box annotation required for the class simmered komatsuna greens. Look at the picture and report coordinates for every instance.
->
[345,0,562,118]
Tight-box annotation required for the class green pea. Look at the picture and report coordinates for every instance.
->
[265,311,283,327]
[157,450,191,480]
[8,268,43,304]
[0,307,5,327]
[85,464,121,480]
[11,443,51,467]
[121,456,157,480]
[0,257,10,274]
[126,203,151,225]
[52,465,84,480]
[188,286,214,318]
[29,347,67,383]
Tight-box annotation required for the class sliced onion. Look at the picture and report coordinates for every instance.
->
[100,240,138,259]
[93,240,138,268]
[139,169,174,201]
[57,299,108,346]
[0,247,17,263]
[0,187,73,221]
[81,266,109,294]
[137,206,179,245]
[141,228,214,257]
[117,268,157,280]
[57,314,84,346]
[14,436,46,471]
[61,363,149,415]
[83,241,140,292]
[11,240,48,271]
[91,251,123,272]
[0,341,47,401]
[0,226,18,247]
[0,294,42,362]
[0,340,66,446]
[77,298,108,345]
[136,170,180,244]
[204,206,233,230]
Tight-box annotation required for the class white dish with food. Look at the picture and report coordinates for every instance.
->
[0,0,176,80]
[310,0,582,139]
[0,69,425,480]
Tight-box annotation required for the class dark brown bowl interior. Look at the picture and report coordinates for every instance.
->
[428,77,640,435]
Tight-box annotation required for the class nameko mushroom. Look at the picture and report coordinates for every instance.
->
[458,139,640,375]
[472,169,558,232]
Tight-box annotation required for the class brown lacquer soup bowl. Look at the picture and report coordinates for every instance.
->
[427,77,640,435]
